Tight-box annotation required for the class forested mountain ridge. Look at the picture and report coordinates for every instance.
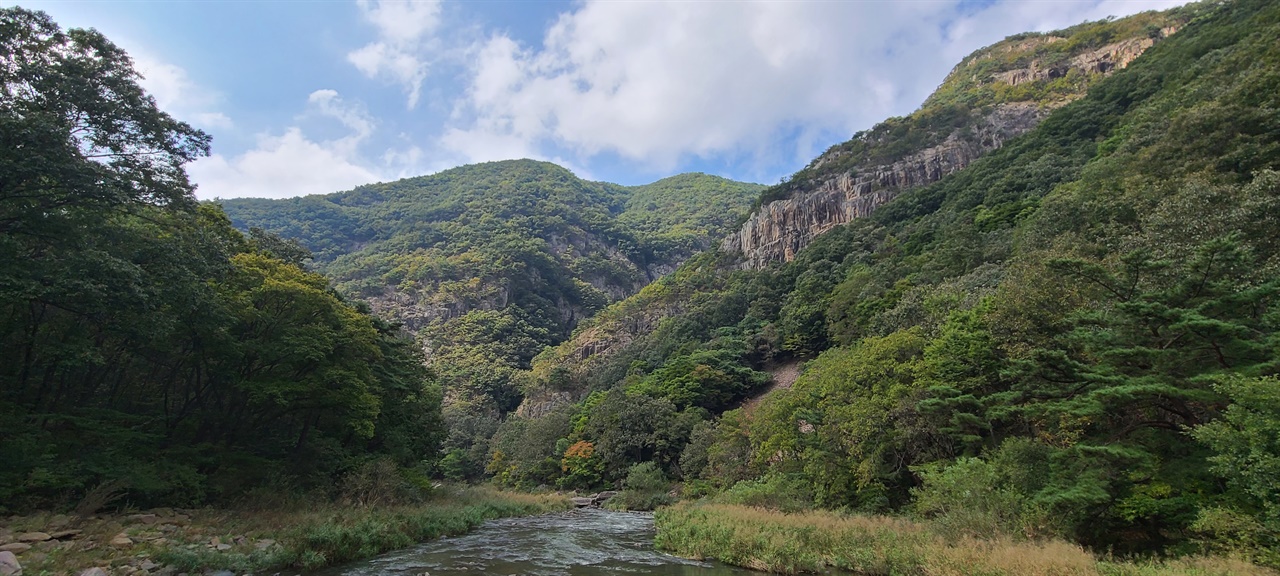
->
[219,162,763,478]
[220,164,761,365]
[490,0,1280,562]
[725,7,1191,269]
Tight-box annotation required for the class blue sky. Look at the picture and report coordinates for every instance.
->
[21,0,1189,199]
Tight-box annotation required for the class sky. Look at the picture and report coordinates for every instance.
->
[19,0,1191,199]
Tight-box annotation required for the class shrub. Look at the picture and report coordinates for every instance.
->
[713,474,814,512]
[606,462,675,511]
[913,457,1033,539]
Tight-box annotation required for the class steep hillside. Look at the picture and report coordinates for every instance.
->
[220,161,762,475]
[223,162,761,336]
[490,0,1280,560]
[724,8,1188,268]
[520,5,1200,414]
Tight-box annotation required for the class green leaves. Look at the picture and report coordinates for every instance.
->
[0,9,445,509]
[1194,376,1280,536]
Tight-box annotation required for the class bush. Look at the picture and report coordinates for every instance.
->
[605,462,675,511]
[713,474,814,512]
[623,461,669,492]
[911,441,1061,540]
[340,459,424,507]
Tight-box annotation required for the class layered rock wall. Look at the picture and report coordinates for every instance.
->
[722,103,1046,269]
[723,29,1177,270]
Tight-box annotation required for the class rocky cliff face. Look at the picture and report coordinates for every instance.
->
[993,31,1176,86]
[723,29,1177,270]
[722,102,1046,268]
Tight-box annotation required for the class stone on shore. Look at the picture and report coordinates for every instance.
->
[0,551,20,576]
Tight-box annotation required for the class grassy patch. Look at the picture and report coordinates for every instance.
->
[2,486,569,575]
[653,503,1276,576]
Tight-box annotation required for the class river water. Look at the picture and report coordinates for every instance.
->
[312,508,762,576]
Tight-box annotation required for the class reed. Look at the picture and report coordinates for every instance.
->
[653,503,1277,576]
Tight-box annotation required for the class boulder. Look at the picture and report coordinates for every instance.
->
[0,545,28,554]
[0,551,20,576]
[48,530,81,540]
[594,491,618,503]
[570,497,594,508]
[14,534,48,544]
[254,539,276,550]
[110,534,134,547]
[80,568,109,576]
[127,514,158,525]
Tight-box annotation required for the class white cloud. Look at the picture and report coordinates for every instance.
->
[132,53,233,130]
[348,0,442,109]
[189,90,390,199]
[189,128,379,200]
[439,0,1190,173]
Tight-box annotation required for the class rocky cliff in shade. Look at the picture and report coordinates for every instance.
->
[724,19,1184,269]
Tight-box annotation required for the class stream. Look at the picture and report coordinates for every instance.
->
[310,508,762,576]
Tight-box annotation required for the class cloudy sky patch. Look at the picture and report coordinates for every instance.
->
[20,0,1190,199]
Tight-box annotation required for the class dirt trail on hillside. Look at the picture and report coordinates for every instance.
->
[741,359,805,413]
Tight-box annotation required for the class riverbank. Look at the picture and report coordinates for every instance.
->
[0,486,570,576]
[653,503,1276,576]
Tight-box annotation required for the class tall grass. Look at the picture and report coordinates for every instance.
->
[654,503,1276,576]
[154,486,570,572]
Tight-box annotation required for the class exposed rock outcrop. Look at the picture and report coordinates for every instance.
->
[723,102,1047,269]
[723,28,1178,270]
[993,31,1176,86]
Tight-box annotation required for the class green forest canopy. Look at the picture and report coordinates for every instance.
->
[0,7,444,511]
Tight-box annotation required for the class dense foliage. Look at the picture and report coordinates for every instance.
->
[220,161,763,479]
[484,0,1280,563]
[0,8,444,512]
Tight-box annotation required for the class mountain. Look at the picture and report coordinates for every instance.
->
[519,3,1199,414]
[724,9,1186,269]
[219,161,763,476]
[489,0,1280,558]
[221,161,763,332]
